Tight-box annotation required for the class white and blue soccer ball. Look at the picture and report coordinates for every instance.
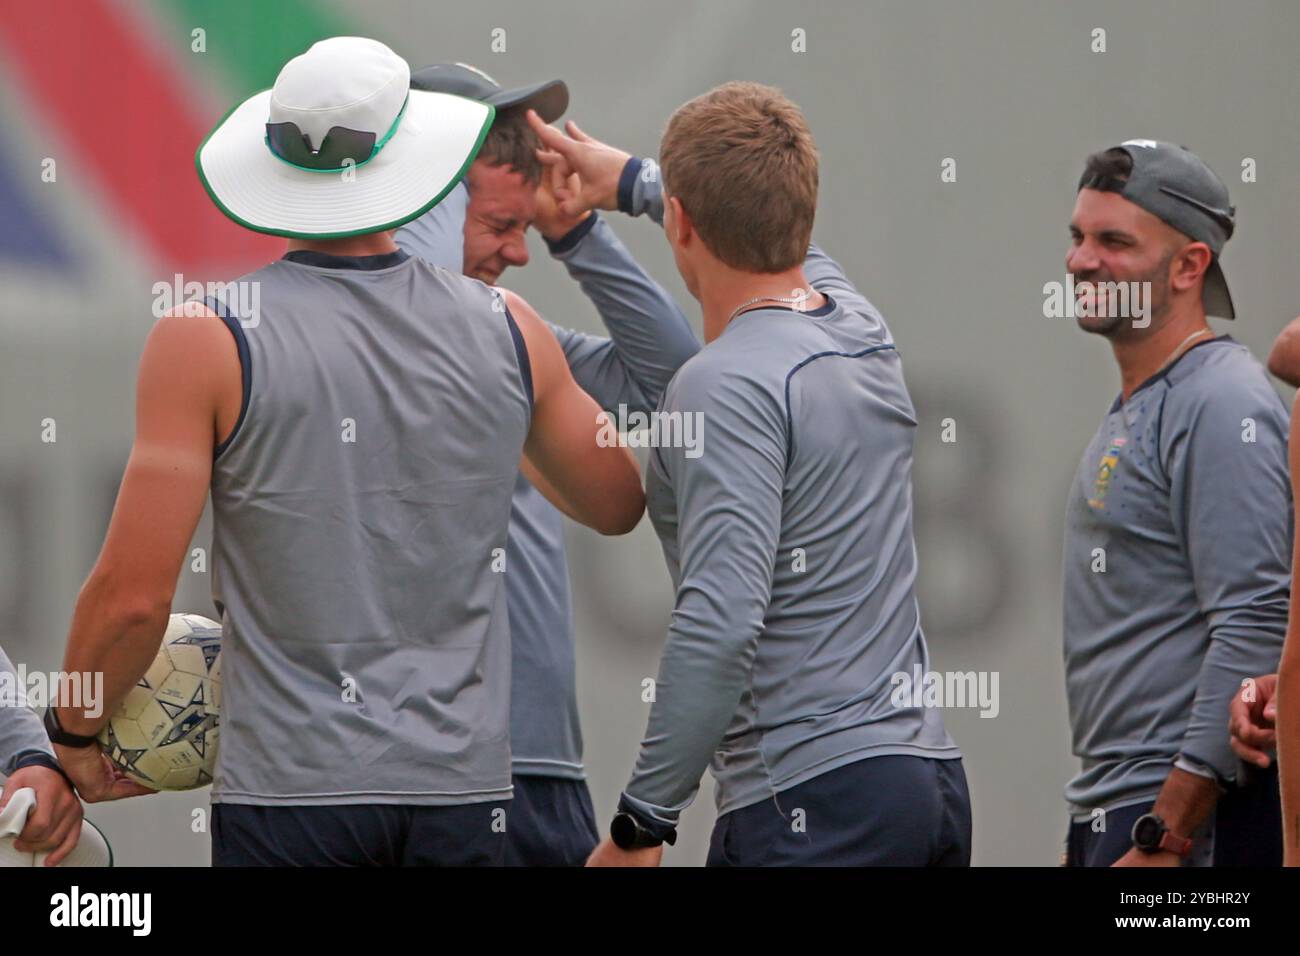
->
[97,612,222,791]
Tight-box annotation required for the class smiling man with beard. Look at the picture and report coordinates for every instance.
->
[1061,141,1291,867]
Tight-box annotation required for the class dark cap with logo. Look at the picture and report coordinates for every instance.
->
[410,62,568,123]
[1078,140,1236,319]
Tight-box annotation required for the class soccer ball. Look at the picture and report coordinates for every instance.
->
[97,613,222,791]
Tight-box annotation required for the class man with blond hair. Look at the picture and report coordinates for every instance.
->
[529,82,969,866]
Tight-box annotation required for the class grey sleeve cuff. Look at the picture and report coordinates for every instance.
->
[616,157,643,214]
[618,157,665,224]
[617,790,687,837]
[7,749,73,788]
[543,212,601,257]
[1174,753,1224,783]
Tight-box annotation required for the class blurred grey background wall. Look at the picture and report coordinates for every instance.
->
[2,0,1298,864]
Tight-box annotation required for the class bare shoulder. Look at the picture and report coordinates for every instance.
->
[138,304,243,415]
[494,287,565,376]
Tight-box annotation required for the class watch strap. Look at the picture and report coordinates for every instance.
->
[1157,829,1194,857]
[43,707,99,748]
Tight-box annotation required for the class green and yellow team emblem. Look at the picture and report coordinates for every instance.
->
[1088,438,1127,510]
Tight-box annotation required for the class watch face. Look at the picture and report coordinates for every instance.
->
[610,813,635,850]
[1132,814,1162,849]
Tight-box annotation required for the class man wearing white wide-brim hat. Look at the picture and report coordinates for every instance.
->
[46,37,645,866]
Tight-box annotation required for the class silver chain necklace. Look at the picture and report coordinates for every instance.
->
[1155,328,1212,375]
[727,290,815,325]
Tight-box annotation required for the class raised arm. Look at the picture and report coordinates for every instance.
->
[529,120,698,414]
[504,289,645,535]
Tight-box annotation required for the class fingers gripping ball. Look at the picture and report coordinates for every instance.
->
[97,613,222,791]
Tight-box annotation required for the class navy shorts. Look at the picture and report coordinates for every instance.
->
[503,774,600,867]
[707,755,972,866]
[1064,762,1282,867]
[211,800,509,867]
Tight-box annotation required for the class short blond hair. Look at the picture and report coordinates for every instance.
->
[659,81,818,272]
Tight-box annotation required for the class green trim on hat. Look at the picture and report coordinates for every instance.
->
[194,94,496,240]
[86,818,113,867]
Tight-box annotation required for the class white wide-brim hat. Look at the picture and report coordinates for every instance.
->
[0,788,113,867]
[196,36,493,239]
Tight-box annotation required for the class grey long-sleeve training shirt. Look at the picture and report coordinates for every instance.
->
[1062,336,1291,816]
[617,173,960,826]
[396,173,698,779]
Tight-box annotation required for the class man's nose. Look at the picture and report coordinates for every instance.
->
[503,234,529,266]
[1066,240,1099,274]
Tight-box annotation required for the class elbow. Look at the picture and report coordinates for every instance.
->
[595,485,645,536]
[1266,348,1290,384]
[1267,329,1300,386]
[79,571,173,634]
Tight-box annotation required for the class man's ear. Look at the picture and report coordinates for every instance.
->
[1170,241,1213,295]
[667,195,692,246]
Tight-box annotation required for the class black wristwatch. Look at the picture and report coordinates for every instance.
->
[1130,812,1193,857]
[611,811,676,850]
[43,706,99,749]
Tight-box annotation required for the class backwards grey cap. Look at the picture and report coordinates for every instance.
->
[1079,139,1237,319]
[410,62,568,122]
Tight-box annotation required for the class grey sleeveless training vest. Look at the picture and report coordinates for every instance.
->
[206,249,531,806]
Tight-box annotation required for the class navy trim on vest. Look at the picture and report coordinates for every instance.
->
[503,304,534,413]
[205,296,252,459]
[617,157,643,215]
[282,248,410,271]
[783,343,898,467]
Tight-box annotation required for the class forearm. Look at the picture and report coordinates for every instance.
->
[622,614,760,826]
[548,214,698,413]
[56,571,171,735]
[519,453,601,526]
[1180,624,1287,782]
[1151,766,1220,838]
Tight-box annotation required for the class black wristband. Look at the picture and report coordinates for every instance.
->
[43,706,99,748]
